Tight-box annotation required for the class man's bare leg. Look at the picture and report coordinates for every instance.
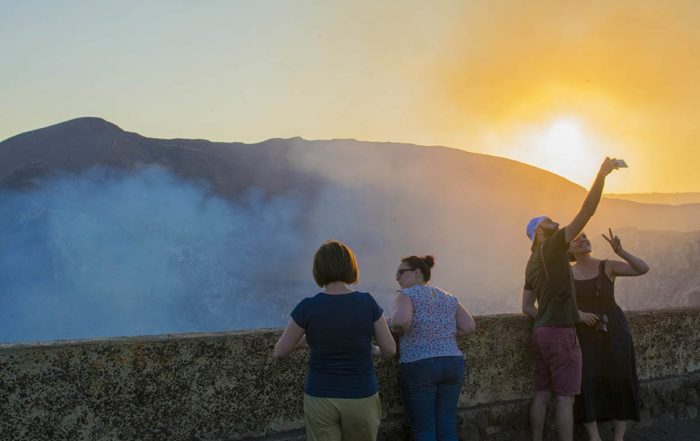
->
[583,421,602,441]
[613,420,627,441]
[530,391,551,441]
[555,395,575,441]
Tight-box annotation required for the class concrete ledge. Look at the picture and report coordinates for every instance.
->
[1,308,698,440]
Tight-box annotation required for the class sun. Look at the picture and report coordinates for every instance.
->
[536,118,586,160]
[499,116,604,187]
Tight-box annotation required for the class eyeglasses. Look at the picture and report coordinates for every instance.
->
[396,268,414,277]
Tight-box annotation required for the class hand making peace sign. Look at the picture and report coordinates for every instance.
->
[602,228,623,255]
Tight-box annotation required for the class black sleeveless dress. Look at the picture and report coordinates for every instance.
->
[573,260,641,423]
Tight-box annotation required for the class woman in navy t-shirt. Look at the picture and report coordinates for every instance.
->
[274,240,396,441]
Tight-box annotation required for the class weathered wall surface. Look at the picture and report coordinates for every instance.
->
[1,309,698,441]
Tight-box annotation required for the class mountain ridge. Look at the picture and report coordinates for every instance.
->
[0,117,698,341]
[2,117,699,230]
[7,117,697,204]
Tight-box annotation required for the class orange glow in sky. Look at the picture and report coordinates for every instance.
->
[485,117,608,187]
[1,1,698,193]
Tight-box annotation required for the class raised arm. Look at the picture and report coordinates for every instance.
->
[521,289,538,320]
[602,228,650,280]
[273,319,306,359]
[456,301,476,337]
[565,157,620,243]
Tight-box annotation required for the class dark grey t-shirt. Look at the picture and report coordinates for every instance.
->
[524,228,580,327]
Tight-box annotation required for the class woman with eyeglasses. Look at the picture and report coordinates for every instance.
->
[568,229,649,441]
[273,240,396,441]
[390,255,476,441]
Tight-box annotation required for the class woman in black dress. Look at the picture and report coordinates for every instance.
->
[568,229,649,441]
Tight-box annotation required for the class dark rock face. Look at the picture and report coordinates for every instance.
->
[0,309,698,441]
[0,117,326,203]
[0,162,54,190]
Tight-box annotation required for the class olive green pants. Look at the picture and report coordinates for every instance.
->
[303,393,381,441]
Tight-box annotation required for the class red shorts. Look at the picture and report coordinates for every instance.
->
[532,326,582,396]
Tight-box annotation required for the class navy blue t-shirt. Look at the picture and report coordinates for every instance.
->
[291,291,383,398]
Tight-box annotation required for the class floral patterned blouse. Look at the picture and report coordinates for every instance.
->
[399,284,462,363]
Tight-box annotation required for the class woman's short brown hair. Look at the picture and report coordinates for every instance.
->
[312,240,359,287]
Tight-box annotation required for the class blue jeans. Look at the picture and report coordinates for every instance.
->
[398,356,465,441]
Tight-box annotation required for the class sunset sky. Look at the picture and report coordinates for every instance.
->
[1,0,698,193]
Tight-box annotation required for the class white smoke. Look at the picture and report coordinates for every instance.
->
[0,166,311,343]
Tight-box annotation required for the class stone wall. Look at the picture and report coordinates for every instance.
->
[1,308,698,441]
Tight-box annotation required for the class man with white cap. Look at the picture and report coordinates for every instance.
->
[522,157,623,441]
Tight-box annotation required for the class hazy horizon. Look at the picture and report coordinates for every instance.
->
[4,116,700,203]
[1,121,698,344]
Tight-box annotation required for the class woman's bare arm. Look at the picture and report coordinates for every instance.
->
[273,319,306,359]
[373,316,396,358]
[389,290,413,334]
[602,229,650,280]
[456,301,476,337]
